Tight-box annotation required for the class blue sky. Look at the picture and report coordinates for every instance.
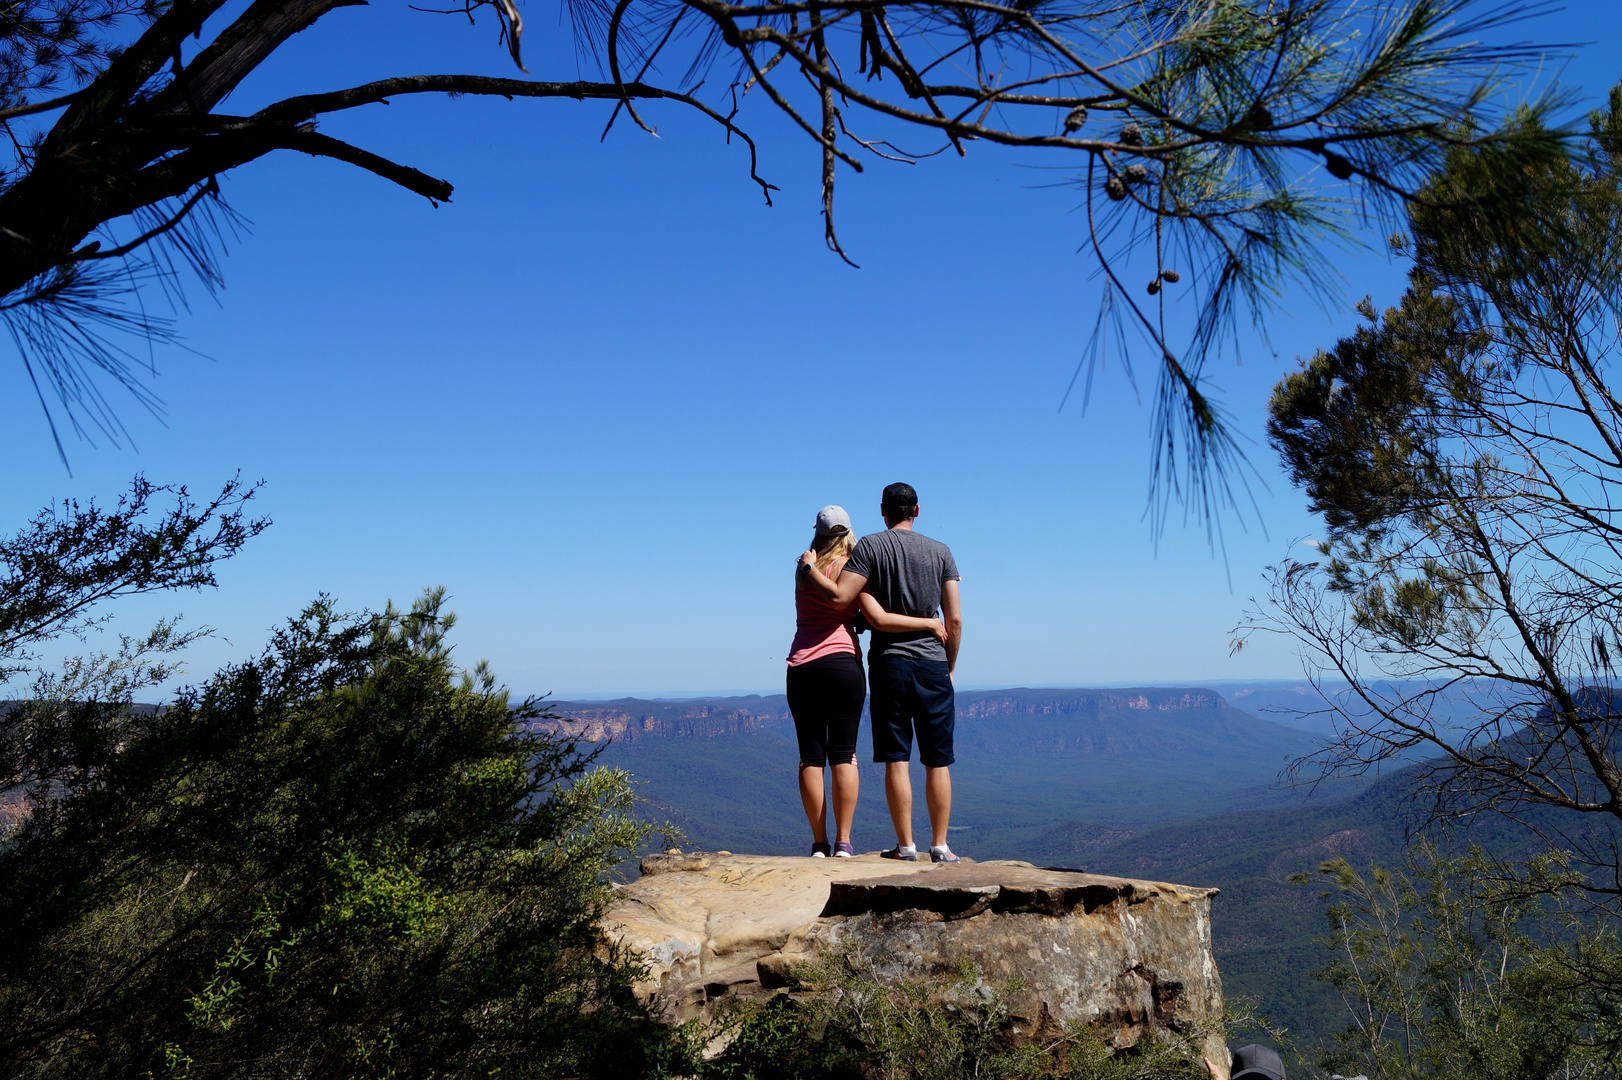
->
[2,1,1617,697]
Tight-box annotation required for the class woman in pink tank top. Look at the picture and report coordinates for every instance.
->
[789,505,945,858]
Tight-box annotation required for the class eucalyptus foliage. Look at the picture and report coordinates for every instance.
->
[1299,845,1622,1080]
[1238,85,1622,901]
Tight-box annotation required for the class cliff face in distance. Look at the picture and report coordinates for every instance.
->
[529,687,1288,755]
[524,698,790,743]
[957,688,1225,717]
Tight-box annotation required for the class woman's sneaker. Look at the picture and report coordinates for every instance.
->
[930,845,960,863]
[833,841,855,858]
[811,842,832,858]
[881,844,918,861]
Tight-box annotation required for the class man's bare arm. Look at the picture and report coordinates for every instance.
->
[941,579,963,675]
[799,551,867,608]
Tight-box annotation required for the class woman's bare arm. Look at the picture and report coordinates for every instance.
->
[858,592,947,644]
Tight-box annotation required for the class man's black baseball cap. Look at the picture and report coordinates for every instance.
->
[1230,1045,1285,1080]
[881,482,918,513]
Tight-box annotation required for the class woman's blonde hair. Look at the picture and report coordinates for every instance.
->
[813,530,855,572]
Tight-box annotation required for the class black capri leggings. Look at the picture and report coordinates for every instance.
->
[786,652,866,767]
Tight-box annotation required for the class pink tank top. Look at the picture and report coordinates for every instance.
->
[788,557,860,665]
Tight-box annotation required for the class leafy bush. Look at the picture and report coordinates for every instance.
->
[1299,843,1622,1080]
[0,589,666,1080]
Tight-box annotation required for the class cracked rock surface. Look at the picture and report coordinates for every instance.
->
[607,853,1227,1074]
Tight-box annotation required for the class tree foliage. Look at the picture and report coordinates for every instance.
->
[0,586,665,1079]
[0,473,265,685]
[1238,84,1622,899]
[0,0,1563,508]
[1299,845,1622,1080]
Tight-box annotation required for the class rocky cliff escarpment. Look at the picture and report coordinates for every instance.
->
[530,687,1304,760]
[524,698,792,742]
[525,687,1279,747]
[955,688,1226,720]
[606,852,1228,1075]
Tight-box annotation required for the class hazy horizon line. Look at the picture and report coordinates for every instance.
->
[533,676,1344,702]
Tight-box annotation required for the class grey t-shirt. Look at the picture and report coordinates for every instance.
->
[844,528,960,662]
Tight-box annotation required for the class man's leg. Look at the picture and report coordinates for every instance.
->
[925,766,952,848]
[868,656,917,850]
[885,761,914,848]
[914,660,957,854]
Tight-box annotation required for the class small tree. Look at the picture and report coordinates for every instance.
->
[1298,845,1621,1080]
[0,587,666,1079]
[1239,85,1622,902]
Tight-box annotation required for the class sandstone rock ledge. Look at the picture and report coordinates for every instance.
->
[606,853,1227,1075]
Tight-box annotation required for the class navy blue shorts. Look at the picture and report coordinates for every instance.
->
[869,655,955,767]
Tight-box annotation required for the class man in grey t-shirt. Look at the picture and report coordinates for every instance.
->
[810,482,963,862]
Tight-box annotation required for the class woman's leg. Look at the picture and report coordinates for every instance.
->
[829,762,859,844]
[787,662,830,844]
[799,765,828,844]
[825,652,867,846]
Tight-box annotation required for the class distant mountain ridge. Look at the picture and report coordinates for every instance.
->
[532,686,1306,755]
[958,688,1228,716]
[526,697,789,742]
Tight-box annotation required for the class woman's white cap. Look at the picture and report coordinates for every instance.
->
[814,505,853,539]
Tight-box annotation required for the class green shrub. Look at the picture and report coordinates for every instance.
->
[1299,844,1622,1080]
[0,589,668,1080]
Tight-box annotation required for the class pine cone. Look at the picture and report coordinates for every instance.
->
[1120,122,1143,146]
[1124,163,1149,184]
[1325,152,1353,180]
[1147,279,1161,295]
[1064,105,1088,134]
[1105,175,1127,201]
[1160,269,1181,284]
